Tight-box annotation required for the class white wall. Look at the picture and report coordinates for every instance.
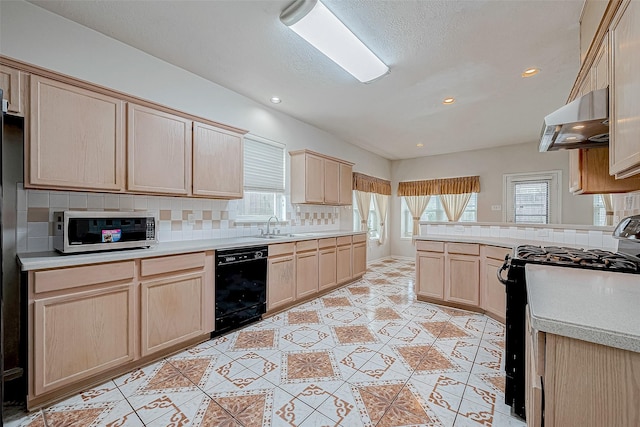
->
[0,0,392,261]
[390,142,595,258]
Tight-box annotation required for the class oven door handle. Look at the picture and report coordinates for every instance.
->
[497,255,511,285]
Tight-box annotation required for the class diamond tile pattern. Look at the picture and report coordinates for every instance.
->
[5,258,524,427]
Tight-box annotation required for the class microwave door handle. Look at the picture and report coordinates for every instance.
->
[497,255,511,285]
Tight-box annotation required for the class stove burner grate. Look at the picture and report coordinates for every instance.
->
[515,245,640,273]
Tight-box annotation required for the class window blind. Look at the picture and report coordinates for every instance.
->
[513,181,549,224]
[243,135,285,192]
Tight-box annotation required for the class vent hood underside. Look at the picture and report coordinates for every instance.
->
[539,88,609,152]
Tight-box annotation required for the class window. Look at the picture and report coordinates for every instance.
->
[400,193,478,238]
[594,195,606,226]
[503,171,561,224]
[237,135,285,221]
[353,192,380,239]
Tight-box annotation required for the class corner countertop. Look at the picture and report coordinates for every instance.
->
[17,231,366,272]
[413,235,610,251]
[526,264,640,353]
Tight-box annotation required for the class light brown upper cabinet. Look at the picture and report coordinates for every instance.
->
[192,122,243,199]
[127,103,192,195]
[339,163,353,205]
[609,0,640,178]
[28,76,125,192]
[290,150,354,205]
[0,64,26,116]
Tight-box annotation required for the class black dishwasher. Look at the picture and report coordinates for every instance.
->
[214,246,267,336]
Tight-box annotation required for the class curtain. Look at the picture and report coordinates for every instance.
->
[354,190,372,232]
[601,194,614,226]
[440,193,472,222]
[398,175,480,196]
[353,172,391,195]
[374,193,390,245]
[404,195,430,237]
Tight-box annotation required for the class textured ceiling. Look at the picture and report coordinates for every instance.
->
[28,0,584,160]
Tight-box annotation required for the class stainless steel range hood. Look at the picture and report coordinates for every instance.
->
[539,88,609,152]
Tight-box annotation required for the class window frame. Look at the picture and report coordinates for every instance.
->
[503,170,562,224]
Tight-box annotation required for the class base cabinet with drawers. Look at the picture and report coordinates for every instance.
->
[415,240,507,322]
[26,251,214,409]
[266,234,366,314]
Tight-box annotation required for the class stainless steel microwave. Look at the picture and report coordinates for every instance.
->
[53,211,157,254]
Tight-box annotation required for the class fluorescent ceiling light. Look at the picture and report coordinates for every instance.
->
[280,0,389,83]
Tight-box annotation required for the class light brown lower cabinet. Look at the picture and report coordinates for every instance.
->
[27,252,214,409]
[295,240,319,300]
[416,241,507,320]
[336,236,353,284]
[352,234,367,278]
[318,238,337,291]
[480,246,509,323]
[526,306,640,427]
[267,243,296,312]
[33,283,136,396]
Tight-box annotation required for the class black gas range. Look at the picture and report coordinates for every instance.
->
[497,215,640,420]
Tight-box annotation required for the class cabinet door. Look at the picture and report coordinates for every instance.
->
[29,76,125,191]
[336,244,352,284]
[193,122,243,198]
[0,65,25,116]
[339,163,353,206]
[267,255,295,311]
[305,154,325,203]
[128,103,192,194]
[445,254,480,306]
[34,284,135,395]
[610,0,640,177]
[416,251,445,300]
[352,242,367,278]
[324,159,340,204]
[140,271,206,357]
[482,257,507,323]
[319,247,337,291]
[296,251,319,300]
[593,32,609,90]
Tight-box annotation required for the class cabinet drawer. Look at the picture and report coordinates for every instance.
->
[484,245,511,261]
[337,236,352,246]
[352,234,367,243]
[416,241,444,253]
[140,252,205,277]
[447,242,480,256]
[269,242,295,257]
[296,239,318,252]
[318,237,336,249]
[33,261,135,294]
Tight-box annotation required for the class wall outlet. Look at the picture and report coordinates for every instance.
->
[454,225,465,234]
[187,213,195,225]
[491,205,502,211]
[537,229,549,237]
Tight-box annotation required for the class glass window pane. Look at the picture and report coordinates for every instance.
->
[514,181,548,224]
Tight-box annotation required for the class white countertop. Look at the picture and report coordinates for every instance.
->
[526,264,640,353]
[414,234,610,251]
[17,231,366,271]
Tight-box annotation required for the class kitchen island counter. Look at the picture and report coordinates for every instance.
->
[526,263,640,353]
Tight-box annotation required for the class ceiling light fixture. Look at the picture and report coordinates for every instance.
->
[280,0,389,83]
[572,125,585,130]
[522,67,540,78]
[416,143,424,147]
[270,96,282,104]
[443,97,455,105]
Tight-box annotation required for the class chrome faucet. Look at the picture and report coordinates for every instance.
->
[266,216,279,236]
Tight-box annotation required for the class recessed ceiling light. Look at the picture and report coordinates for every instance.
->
[522,68,540,78]
[416,143,424,147]
[442,97,455,105]
[270,96,282,104]
[572,125,585,130]
[565,136,578,141]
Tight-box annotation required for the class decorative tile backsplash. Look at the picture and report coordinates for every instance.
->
[16,184,346,253]
[420,223,618,251]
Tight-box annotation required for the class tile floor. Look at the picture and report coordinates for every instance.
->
[5,257,525,427]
